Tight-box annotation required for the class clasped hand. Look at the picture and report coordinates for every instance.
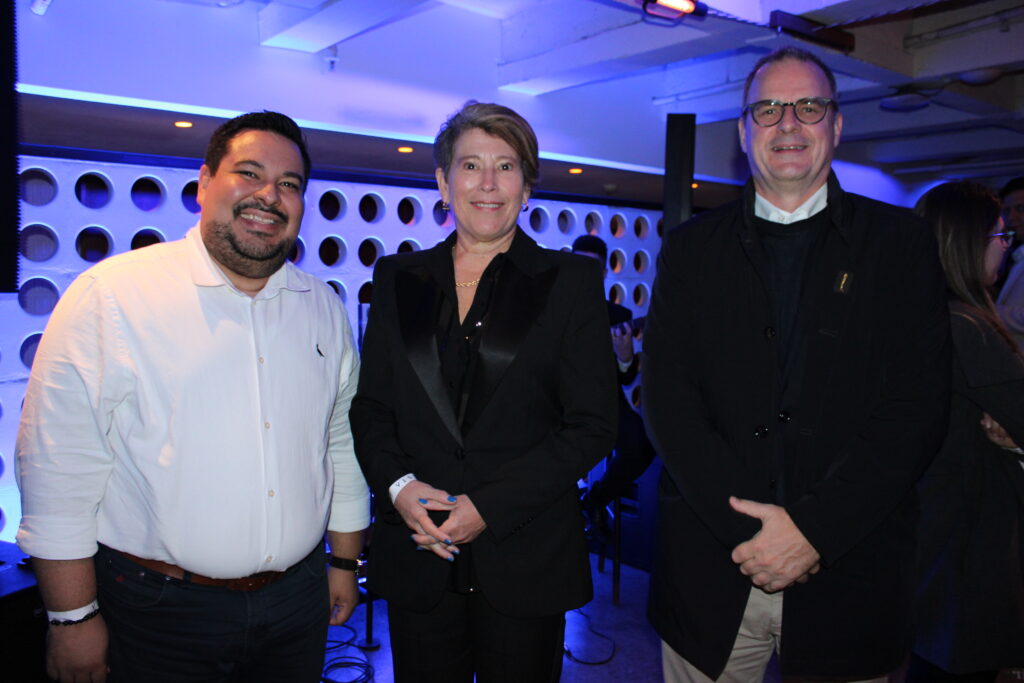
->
[394,481,486,561]
[729,496,820,593]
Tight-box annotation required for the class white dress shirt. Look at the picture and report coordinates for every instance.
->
[16,227,369,578]
[754,183,828,224]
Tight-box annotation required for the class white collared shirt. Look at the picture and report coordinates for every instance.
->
[16,227,369,578]
[754,183,829,224]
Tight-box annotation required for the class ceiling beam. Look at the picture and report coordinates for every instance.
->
[259,0,428,53]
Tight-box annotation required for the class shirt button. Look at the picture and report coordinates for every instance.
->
[264,421,271,429]
[754,425,769,439]
[259,356,265,364]
[778,411,791,423]
[265,555,273,563]
[764,327,776,339]
[268,490,275,497]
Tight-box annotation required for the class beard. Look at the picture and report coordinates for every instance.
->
[204,215,295,281]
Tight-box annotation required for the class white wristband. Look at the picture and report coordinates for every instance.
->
[47,600,99,623]
[389,473,417,503]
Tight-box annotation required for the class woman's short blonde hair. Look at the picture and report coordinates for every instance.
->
[433,101,539,190]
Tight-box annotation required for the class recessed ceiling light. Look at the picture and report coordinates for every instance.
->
[397,146,414,154]
[691,182,699,189]
[568,168,583,175]
[173,121,193,128]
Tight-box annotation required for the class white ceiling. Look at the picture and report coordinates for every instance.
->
[17,0,1024,203]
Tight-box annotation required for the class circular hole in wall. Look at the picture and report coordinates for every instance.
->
[633,250,650,274]
[75,173,112,209]
[319,236,347,267]
[358,194,385,223]
[634,216,650,240]
[20,168,58,206]
[397,240,420,253]
[181,181,201,214]
[287,237,305,264]
[21,333,43,369]
[20,224,59,262]
[610,214,626,239]
[609,283,625,306]
[18,277,60,316]
[585,211,602,235]
[131,228,165,250]
[358,282,374,304]
[358,238,384,267]
[609,249,626,274]
[319,190,346,221]
[433,200,451,227]
[327,280,347,302]
[397,197,422,226]
[131,177,165,212]
[76,226,112,262]
[529,207,549,233]
[557,209,576,235]
[633,283,649,307]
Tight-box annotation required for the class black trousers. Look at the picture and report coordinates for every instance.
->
[387,590,566,683]
[95,544,329,683]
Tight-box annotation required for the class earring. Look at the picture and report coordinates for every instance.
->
[521,203,529,212]
[442,202,450,211]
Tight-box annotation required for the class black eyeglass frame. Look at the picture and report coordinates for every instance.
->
[741,97,837,127]
[989,230,1016,245]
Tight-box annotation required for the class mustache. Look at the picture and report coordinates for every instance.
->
[234,201,287,222]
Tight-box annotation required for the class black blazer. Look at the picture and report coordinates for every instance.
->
[350,228,616,617]
[914,301,1024,673]
[643,174,951,678]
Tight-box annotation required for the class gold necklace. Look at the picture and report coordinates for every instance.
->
[455,278,480,288]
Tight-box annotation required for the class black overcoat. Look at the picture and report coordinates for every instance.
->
[643,173,951,678]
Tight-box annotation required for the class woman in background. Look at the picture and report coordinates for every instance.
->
[350,101,616,682]
[911,181,1024,682]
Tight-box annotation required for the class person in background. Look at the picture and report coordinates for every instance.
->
[350,101,615,683]
[15,111,369,683]
[996,176,1024,349]
[643,47,950,682]
[910,181,1024,682]
[572,234,656,540]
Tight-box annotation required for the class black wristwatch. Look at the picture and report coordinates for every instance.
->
[327,555,363,572]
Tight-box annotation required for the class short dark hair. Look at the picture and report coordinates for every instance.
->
[742,47,838,107]
[999,176,1024,201]
[204,111,311,188]
[915,181,1016,351]
[433,101,539,190]
[571,234,608,266]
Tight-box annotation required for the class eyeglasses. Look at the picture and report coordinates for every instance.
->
[742,97,835,127]
[989,230,1016,245]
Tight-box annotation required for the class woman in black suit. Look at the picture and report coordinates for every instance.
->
[910,181,1024,682]
[350,101,616,683]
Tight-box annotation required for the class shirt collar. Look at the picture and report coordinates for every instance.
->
[185,226,310,298]
[754,182,829,225]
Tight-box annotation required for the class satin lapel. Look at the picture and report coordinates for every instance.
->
[461,260,557,433]
[395,265,463,445]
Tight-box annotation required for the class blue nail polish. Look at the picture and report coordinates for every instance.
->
[446,555,454,562]
[447,495,457,502]
[418,498,428,504]
[443,539,453,545]
[450,547,460,555]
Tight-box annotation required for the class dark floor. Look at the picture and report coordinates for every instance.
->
[322,552,664,682]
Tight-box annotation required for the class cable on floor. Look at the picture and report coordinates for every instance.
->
[563,608,617,666]
[321,623,375,682]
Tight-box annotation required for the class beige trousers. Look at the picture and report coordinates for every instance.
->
[661,586,890,683]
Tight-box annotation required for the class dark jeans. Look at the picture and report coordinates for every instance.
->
[95,544,329,683]
[388,590,566,683]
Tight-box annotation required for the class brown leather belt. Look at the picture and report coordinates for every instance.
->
[113,549,286,592]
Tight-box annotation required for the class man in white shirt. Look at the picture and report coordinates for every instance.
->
[16,111,369,683]
[644,48,950,682]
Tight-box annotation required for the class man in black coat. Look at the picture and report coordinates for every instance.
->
[643,47,951,681]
